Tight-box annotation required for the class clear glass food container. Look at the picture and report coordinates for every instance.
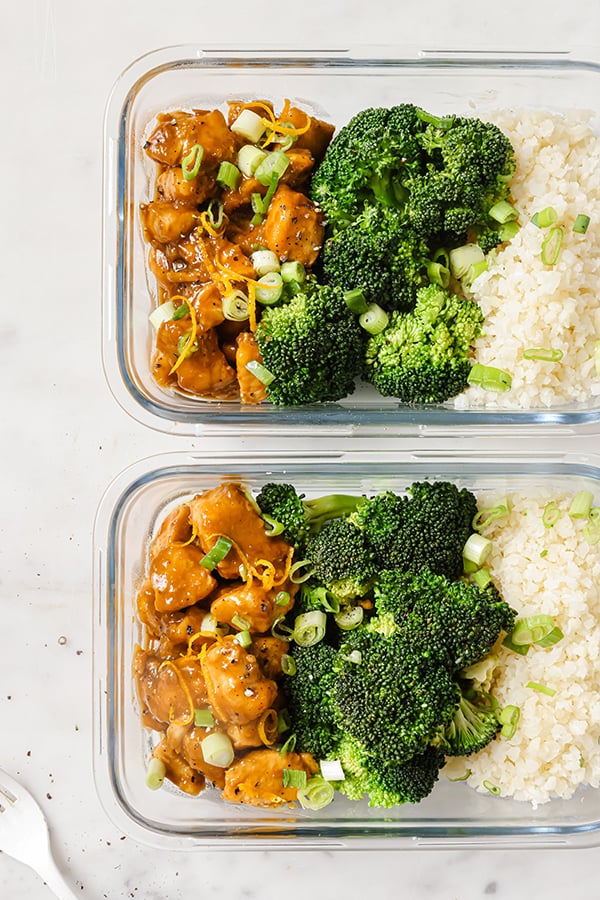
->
[102,45,600,436]
[93,449,600,850]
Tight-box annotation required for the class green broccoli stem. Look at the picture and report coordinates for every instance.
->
[303,494,363,530]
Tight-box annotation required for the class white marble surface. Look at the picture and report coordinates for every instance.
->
[3,1,600,897]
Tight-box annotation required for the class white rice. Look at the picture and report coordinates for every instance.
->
[444,490,600,805]
[453,110,600,410]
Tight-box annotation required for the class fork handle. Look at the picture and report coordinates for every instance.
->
[37,852,81,900]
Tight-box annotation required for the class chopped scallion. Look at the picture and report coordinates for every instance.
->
[526,681,556,697]
[569,490,594,519]
[234,629,252,648]
[255,272,283,305]
[282,768,307,790]
[245,359,275,386]
[194,708,215,728]
[297,775,335,810]
[199,536,233,571]
[237,143,268,176]
[488,200,518,224]
[281,654,296,675]
[222,290,249,322]
[231,109,267,143]
[472,501,509,531]
[274,590,291,606]
[523,347,564,362]
[426,260,450,288]
[449,243,485,280]
[542,500,561,528]
[254,150,290,187]
[333,606,364,631]
[499,220,520,242]
[541,225,564,265]
[172,301,190,321]
[471,567,492,589]
[359,303,389,335]
[251,249,280,276]
[149,300,176,330]
[467,363,512,393]
[145,757,166,791]
[483,780,501,796]
[343,288,369,314]
[280,260,306,284]
[217,160,240,191]
[532,206,558,228]
[319,759,345,782]
[573,214,590,234]
[292,610,327,647]
[181,144,204,181]
[462,533,493,567]
[200,732,235,768]
[289,560,316,584]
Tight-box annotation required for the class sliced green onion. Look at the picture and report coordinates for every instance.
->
[217,160,240,191]
[251,249,280,276]
[532,206,558,229]
[319,759,345,782]
[201,611,229,636]
[244,359,275,386]
[343,288,369,314]
[462,533,492,567]
[542,500,561,528]
[583,520,600,546]
[237,143,268,176]
[483,780,501,796]
[523,347,564,362]
[263,514,285,537]
[181,143,204,181]
[282,768,307,790]
[467,363,512,393]
[277,709,291,733]
[279,734,297,755]
[231,613,251,632]
[359,303,389,335]
[471,567,492,589]
[334,606,364,631]
[498,704,520,739]
[200,732,235,768]
[462,556,479,575]
[234,629,252,648]
[289,560,315,584]
[149,300,176,330]
[297,775,335,810]
[280,260,306,284]
[206,198,224,230]
[499,220,520,242]
[199,536,233,571]
[464,259,488,286]
[194,708,215,728]
[426,260,451,288]
[573,214,591,234]
[502,632,530,656]
[472,501,509,531]
[510,614,562,648]
[527,681,556,697]
[231,109,267,143]
[302,585,340,613]
[255,272,283,305]
[281,653,296,675]
[569,490,594,519]
[446,769,472,782]
[432,248,450,267]
[449,243,485,280]
[274,590,291,606]
[541,225,564,265]
[222,290,249,322]
[293,611,327,647]
[535,625,564,648]
[177,333,198,358]
[146,757,166,791]
[271,616,294,641]
[254,150,290,187]
[488,200,518,224]
[172,301,190,321]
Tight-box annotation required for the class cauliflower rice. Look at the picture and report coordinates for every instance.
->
[454,110,600,410]
[450,490,600,804]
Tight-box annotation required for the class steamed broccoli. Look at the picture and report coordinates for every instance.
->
[362,283,484,404]
[305,518,376,603]
[254,278,363,406]
[318,205,431,312]
[432,685,501,757]
[351,480,478,580]
[255,482,362,547]
[283,642,339,759]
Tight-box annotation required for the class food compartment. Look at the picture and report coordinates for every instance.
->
[93,451,600,848]
[102,47,600,434]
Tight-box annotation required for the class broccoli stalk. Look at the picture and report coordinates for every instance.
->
[255,482,362,547]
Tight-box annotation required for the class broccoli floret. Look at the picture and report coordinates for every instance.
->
[332,628,459,765]
[318,205,431,312]
[310,104,425,231]
[372,567,516,672]
[433,686,501,757]
[284,642,339,759]
[305,518,376,603]
[351,480,478,580]
[255,482,362,547]
[255,278,363,406]
[362,283,484,404]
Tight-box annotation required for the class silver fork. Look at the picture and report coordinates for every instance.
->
[0,768,80,899]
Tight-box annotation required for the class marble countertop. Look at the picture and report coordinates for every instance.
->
[3,0,600,897]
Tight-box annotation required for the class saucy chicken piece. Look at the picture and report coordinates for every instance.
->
[140,199,198,244]
[261,183,324,266]
[156,166,216,204]
[150,543,217,612]
[210,578,295,634]
[202,635,278,725]
[137,582,213,652]
[152,737,205,796]
[164,723,227,790]
[280,148,315,188]
[188,482,294,581]
[285,105,335,162]
[152,320,238,397]
[226,99,274,127]
[149,503,193,560]
[235,332,268,404]
[252,636,289,680]
[171,282,226,334]
[222,749,319,807]
[225,720,264,751]
[144,109,237,170]
[134,647,209,727]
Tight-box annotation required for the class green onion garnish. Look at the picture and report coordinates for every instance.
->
[237,143,268,176]
[200,732,235,768]
[532,206,558,228]
[145,757,166,791]
[282,768,307,790]
[489,200,518,224]
[569,490,594,519]
[526,681,556,697]
[502,632,530,656]
[277,709,291,734]
[471,567,492,589]
[449,243,485,280]
[231,613,251,632]
[541,225,564,265]
[222,290,249,322]
[206,198,224,230]
[281,654,296,676]
[245,359,275,386]
[274,590,291,607]
[462,533,493,567]
[499,220,520,242]
[217,160,240,191]
[498,704,520,739]
[333,606,364,631]
[172,302,190,321]
[289,560,315,584]
[297,775,335,810]
[234,629,252,648]
[280,260,306,285]
[426,260,451,288]
[292,610,327,647]
[446,769,472,782]
[176,333,198,358]
[583,520,600,546]
[194,708,215,728]
[251,249,280,276]
[542,500,561,528]
[523,348,564,362]
[231,109,267,143]
[343,288,369,315]
[467,363,512,393]
[483,780,501,796]
[254,150,290,187]
[472,501,509,531]
[279,734,297,755]
[359,303,389,335]
[181,143,204,181]
[508,614,563,649]
[573,214,590,234]
[271,616,294,641]
[199,536,233,571]
[255,272,283,305]
[262,514,285,537]
[149,300,176,330]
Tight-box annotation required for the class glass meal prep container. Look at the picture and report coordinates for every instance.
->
[102,45,600,436]
[93,448,600,850]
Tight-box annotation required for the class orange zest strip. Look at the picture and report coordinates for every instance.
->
[239,100,276,124]
[198,210,226,237]
[257,708,279,746]
[169,297,198,375]
[247,281,257,333]
[158,660,195,726]
[253,558,276,591]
